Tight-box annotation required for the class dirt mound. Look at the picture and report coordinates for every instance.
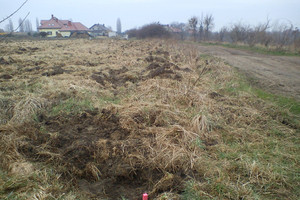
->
[19,109,127,172]
[14,47,40,54]
[0,56,15,65]
[14,108,187,199]
[0,74,13,80]
[25,66,41,72]
[41,66,71,76]
[146,62,183,80]
[91,50,187,88]
[144,50,191,80]
[91,66,138,88]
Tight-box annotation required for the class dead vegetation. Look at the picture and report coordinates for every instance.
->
[0,39,299,199]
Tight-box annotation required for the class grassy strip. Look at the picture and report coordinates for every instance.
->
[254,88,300,115]
[192,70,300,199]
[202,42,300,56]
[225,74,300,117]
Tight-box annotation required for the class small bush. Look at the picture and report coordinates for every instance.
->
[127,23,170,39]
[39,32,48,38]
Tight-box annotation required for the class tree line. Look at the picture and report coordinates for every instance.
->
[126,14,299,51]
[1,18,39,33]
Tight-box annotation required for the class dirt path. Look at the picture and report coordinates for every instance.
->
[196,45,300,100]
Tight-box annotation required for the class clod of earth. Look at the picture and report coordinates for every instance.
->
[42,66,71,76]
[0,74,13,79]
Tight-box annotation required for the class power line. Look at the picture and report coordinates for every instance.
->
[0,0,29,24]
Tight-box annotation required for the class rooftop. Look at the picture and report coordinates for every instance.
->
[38,15,89,31]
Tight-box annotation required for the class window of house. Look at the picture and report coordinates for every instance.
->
[47,31,52,35]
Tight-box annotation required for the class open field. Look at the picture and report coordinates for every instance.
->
[0,39,299,199]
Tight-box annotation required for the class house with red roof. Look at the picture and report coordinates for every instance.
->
[38,15,90,37]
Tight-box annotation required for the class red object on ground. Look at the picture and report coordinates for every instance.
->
[143,193,148,200]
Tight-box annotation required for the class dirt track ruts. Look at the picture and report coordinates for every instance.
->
[196,45,300,100]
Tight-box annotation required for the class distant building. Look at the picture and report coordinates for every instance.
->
[108,31,117,38]
[38,15,89,37]
[89,24,111,37]
[163,24,184,34]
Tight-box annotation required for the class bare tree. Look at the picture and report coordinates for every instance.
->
[1,12,29,40]
[6,19,14,32]
[36,17,39,31]
[170,22,187,40]
[248,18,271,46]
[203,14,214,40]
[189,16,198,41]
[272,22,294,49]
[218,26,227,42]
[24,19,32,32]
[230,22,250,43]
[19,18,24,32]
[198,14,204,41]
[116,18,122,34]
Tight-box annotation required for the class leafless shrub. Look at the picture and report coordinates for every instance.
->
[189,16,198,41]
[218,26,227,42]
[127,23,170,39]
[230,22,251,43]
[271,21,294,49]
[203,14,214,40]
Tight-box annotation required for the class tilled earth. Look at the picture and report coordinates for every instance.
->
[0,39,298,200]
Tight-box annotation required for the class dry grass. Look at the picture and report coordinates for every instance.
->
[0,38,299,199]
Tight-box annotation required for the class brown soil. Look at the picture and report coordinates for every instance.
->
[1,43,192,199]
[41,65,71,76]
[17,108,185,199]
[196,45,300,100]
[91,50,184,88]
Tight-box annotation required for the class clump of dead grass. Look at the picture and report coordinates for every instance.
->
[9,96,48,124]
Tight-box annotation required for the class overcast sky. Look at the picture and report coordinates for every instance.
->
[1,0,300,32]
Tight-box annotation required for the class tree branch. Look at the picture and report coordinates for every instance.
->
[13,12,30,32]
[0,0,29,24]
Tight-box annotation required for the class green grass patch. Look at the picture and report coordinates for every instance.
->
[0,170,28,200]
[212,71,300,199]
[49,95,121,117]
[182,181,209,200]
[98,95,121,106]
[253,88,300,115]
[224,74,300,117]
[50,98,94,116]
